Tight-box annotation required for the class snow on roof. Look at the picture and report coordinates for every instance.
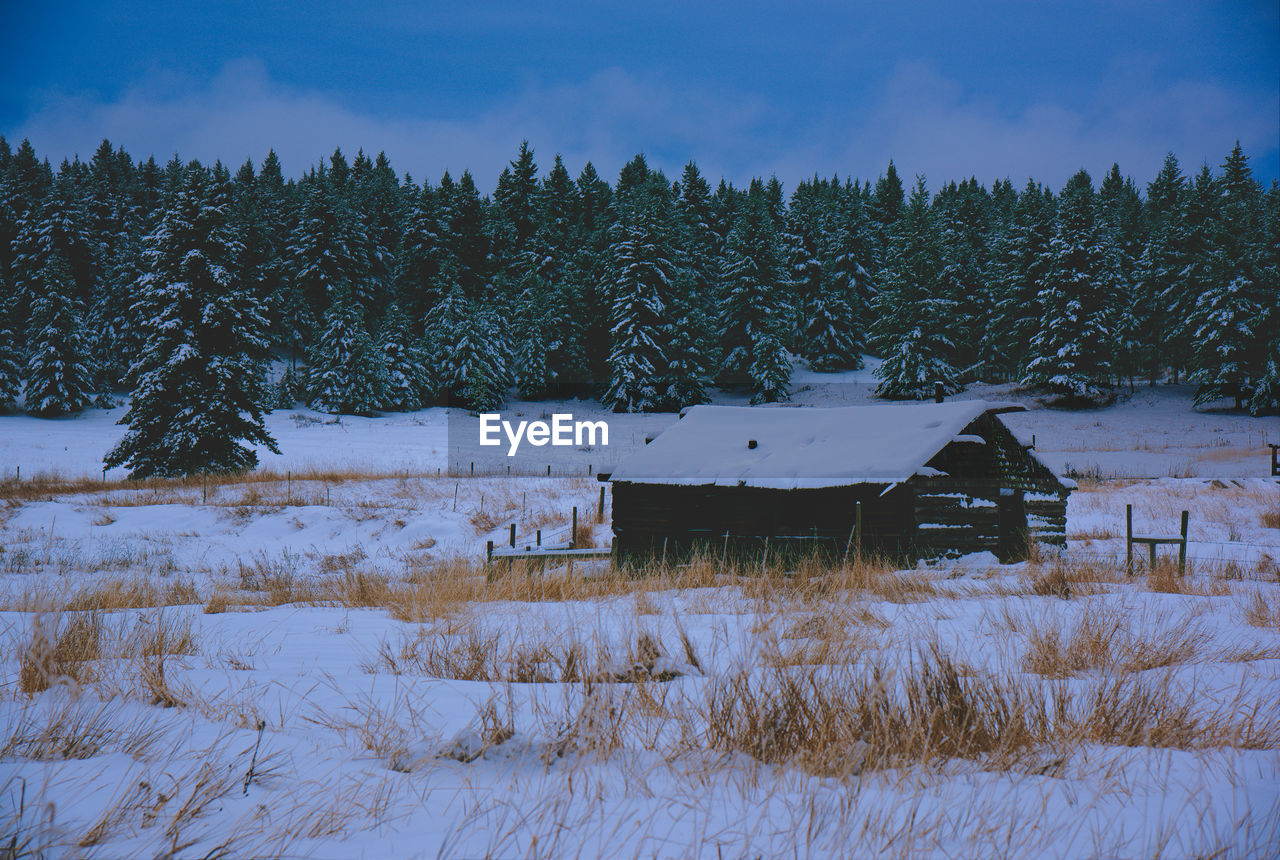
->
[609,401,1025,489]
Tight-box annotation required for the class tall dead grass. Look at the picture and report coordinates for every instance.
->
[697,649,1278,777]
[16,609,198,700]
[701,649,1056,776]
[366,623,701,684]
[1243,589,1280,629]
[1022,605,1210,678]
[18,611,103,695]
[2,700,162,760]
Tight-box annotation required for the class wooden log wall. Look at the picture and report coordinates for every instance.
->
[1026,493,1068,547]
[610,482,916,564]
[913,486,1001,557]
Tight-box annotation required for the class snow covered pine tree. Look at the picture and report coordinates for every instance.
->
[105,162,279,477]
[872,177,959,399]
[307,289,389,415]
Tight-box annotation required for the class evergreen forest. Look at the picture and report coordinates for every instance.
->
[0,137,1275,475]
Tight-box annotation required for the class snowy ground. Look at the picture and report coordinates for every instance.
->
[1,468,1277,858]
[1,368,1274,482]
[2,376,1278,857]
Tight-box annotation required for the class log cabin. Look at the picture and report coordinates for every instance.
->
[605,401,1073,565]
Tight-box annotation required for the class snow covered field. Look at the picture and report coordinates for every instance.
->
[2,386,1278,858]
[1,373,1274,483]
[2,468,1278,857]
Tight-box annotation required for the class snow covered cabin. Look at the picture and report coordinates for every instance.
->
[606,401,1073,564]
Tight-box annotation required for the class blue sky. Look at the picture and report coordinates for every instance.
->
[3,1,1276,192]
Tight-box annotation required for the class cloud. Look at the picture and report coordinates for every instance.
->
[10,59,771,189]
[11,58,1278,193]
[772,62,1279,189]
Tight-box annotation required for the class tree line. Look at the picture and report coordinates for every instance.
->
[0,137,1275,477]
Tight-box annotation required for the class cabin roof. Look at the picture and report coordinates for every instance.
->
[609,401,1050,489]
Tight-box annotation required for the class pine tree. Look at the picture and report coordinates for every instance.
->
[661,285,714,409]
[872,177,959,399]
[376,304,428,411]
[665,161,719,407]
[1248,181,1280,414]
[105,163,277,476]
[872,159,905,242]
[520,154,589,394]
[1134,154,1187,383]
[284,175,360,349]
[347,150,401,315]
[785,179,825,356]
[493,140,541,267]
[425,273,509,412]
[1098,164,1145,386]
[1022,170,1119,403]
[1191,144,1268,410]
[307,291,388,415]
[0,271,24,412]
[509,274,555,399]
[719,179,790,403]
[810,185,875,371]
[443,170,490,301]
[986,181,1055,377]
[107,163,277,476]
[604,177,677,412]
[24,248,94,416]
[572,162,615,386]
[934,178,992,377]
[395,181,446,328]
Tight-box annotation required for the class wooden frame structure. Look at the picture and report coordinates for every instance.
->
[1126,503,1189,576]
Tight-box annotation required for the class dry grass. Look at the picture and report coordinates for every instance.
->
[18,611,103,694]
[1025,554,1131,599]
[75,756,255,855]
[2,700,162,760]
[65,577,199,612]
[0,465,465,504]
[1243,589,1280,629]
[16,607,199,705]
[1022,605,1210,678]
[1077,673,1278,749]
[1145,559,1230,595]
[699,648,1278,778]
[701,649,1055,776]
[365,623,700,684]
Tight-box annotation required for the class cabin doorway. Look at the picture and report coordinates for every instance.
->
[997,489,1029,563]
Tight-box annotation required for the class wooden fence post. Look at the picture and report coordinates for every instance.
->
[1178,510,1189,574]
[1125,504,1133,577]
[570,506,578,549]
[855,501,863,560]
